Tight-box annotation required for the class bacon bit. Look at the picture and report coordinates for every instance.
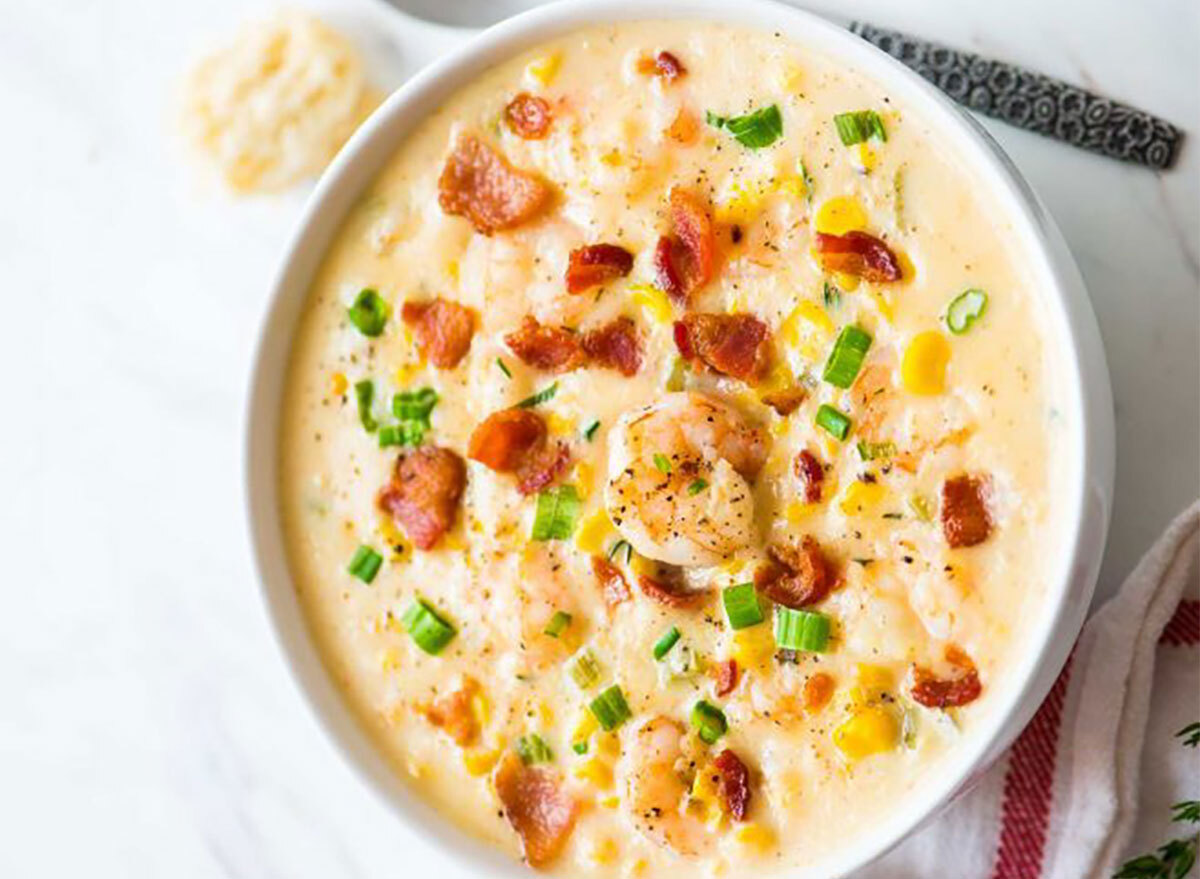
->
[655,188,716,303]
[401,298,476,369]
[665,108,699,144]
[421,677,480,746]
[713,659,739,697]
[468,409,569,496]
[638,570,706,608]
[755,536,833,609]
[591,555,631,609]
[505,315,587,373]
[437,133,551,235]
[637,50,687,80]
[516,441,570,496]
[377,446,466,550]
[802,672,835,713]
[793,449,824,503]
[504,92,552,139]
[581,316,642,376]
[565,243,634,294]
[674,313,771,383]
[493,752,578,867]
[761,386,807,416]
[712,749,751,821]
[911,650,982,708]
[940,474,993,548]
[814,230,903,282]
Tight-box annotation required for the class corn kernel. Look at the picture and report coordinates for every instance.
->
[630,283,674,324]
[814,196,868,236]
[781,300,834,361]
[330,372,348,395]
[901,331,951,395]
[596,731,621,758]
[380,647,401,672]
[868,287,895,324]
[574,757,614,789]
[573,460,594,498]
[445,260,459,283]
[462,748,500,776]
[855,143,879,173]
[735,822,777,852]
[574,509,615,555]
[781,61,804,91]
[715,178,775,226]
[599,148,623,167]
[629,551,656,578]
[571,711,598,751]
[470,691,490,729]
[599,795,620,809]
[590,837,619,865]
[839,480,887,516]
[856,663,894,694]
[689,765,725,827]
[833,705,900,760]
[525,52,561,86]
[546,412,574,436]
[730,625,775,670]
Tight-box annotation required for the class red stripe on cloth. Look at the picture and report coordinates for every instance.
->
[1159,600,1200,646]
[990,655,1073,879]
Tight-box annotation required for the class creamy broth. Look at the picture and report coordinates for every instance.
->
[280,21,1067,877]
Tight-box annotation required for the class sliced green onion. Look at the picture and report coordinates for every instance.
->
[945,288,988,335]
[690,700,728,744]
[709,104,784,149]
[566,647,602,690]
[354,379,377,432]
[378,422,425,448]
[589,684,632,731]
[392,387,438,421]
[515,733,553,765]
[822,324,872,388]
[400,599,456,655]
[833,110,887,146]
[909,493,934,522]
[815,404,851,441]
[572,741,589,755]
[823,280,842,310]
[857,440,896,461]
[583,419,601,441]
[608,539,633,564]
[543,610,573,638]
[653,453,671,475]
[665,357,688,392]
[723,583,764,630]
[531,484,582,541]
[774,607,831,652]
[347,288,389,337]
[653,627,681,661]
[496,357,512,378]
[347,545,383,583]
[687,479,708,496]
[800,158,814,203]
[516,382,558,409]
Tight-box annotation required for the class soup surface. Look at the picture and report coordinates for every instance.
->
[280,20,1068,877]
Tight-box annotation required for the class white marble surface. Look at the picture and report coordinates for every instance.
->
[1,0,1196,876]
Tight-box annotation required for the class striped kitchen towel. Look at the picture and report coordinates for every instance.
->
[861,501,1200,879]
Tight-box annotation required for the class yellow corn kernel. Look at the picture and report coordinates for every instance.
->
[867,287,895,324]
[855,143,879,173]
[376,515,410,560]
[715,178,775,226]
[814,196,867,236]
[470,691,490,729]
[599,795,620,809]
[590,837,619,865]
[538,700,555,727]
[380,647,401,672]
[596,731,621,758]
[834,271,861,292]
[735,822,777,852]
[574,509,615,555]
[546,412,574,436]
[445,260,459,283]
[574,757,614,789]
[629,858,649,877]
[330,372,348,396]
[839,479,887,516]
[394,360,424,386]
[689,766,725,827]
[629,551,656,578]
[856,663,894,694]
[731,625,775,670]
[781,61,804,91]
[785,500,816,523]
[833,705,900,760]
[462,748,500,776]
[599,148,623,167]
[571,711,598,751]
[781,300,834,361]
[901,331,951,395]
[630,283,674,324]
[573,460,594,498]
[525,52,562,86]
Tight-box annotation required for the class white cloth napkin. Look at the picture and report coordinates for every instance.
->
[860,501,1200,879]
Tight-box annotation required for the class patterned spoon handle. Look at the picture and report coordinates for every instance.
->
[848,22,1184,170]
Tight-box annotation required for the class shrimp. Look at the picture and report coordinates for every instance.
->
[605,392,768,567]
[621,717,711,855]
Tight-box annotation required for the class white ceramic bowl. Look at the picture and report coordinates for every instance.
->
[244,1,1115,874]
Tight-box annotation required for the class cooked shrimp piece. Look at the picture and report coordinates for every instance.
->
[622,716,711,855]
[605,392,768,567]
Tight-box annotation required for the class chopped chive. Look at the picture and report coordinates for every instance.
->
[347,288,389,337]
[516,382,558,409]
[774,607,831,652]
[822,324,872,388]
[687,479,708,496]
[815,404,851,441]
[531,485,582,541]
[496,357,512,378]
[945,288,988,335]
[347,545,383,583]
[566,647,602,690]
[572,741,589,755]
[709,104,784,149]
[392,387,438,420]
[515,733,553,765]
[378,422,425,448]
[400,598,456,655]
[823,280,842,310]
[653,626,682,661]
[722,583,764,630]
[909,493,935,522]
[589,684,632,731]
[608,539,633,564]
[583,419,601,441]
[354,379,377,432]
[653,453,671,475]
[690,700,728,744]
[833,110,887,146]
[543,610,573,638]
[856,440,896,461]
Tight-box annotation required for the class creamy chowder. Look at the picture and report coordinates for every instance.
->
[279,20,1068,878]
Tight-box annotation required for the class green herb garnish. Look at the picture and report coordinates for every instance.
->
[354,379,377,432]
[945,288,989,335]
[347,545,383,583]
[815,404,851,441]
[515,733,553,765]
[347,288,389,337]
[531,484,582,541]
[833,110,887,146]
[400,599,456,655]
[517,382,559,409]
[687,479,708,496]
[708,104,784,149]
[822,324,872,388]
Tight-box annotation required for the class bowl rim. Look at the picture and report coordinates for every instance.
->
[243,1,1115,875]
